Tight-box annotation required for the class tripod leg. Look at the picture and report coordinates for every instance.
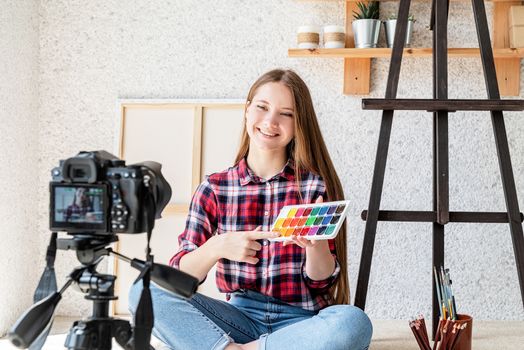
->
[355,0,412,310]
[471,0,524,310]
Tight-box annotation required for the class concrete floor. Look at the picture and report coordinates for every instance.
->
[369,319,524,350]
[1,317,523,349]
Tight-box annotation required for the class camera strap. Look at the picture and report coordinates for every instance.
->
[128,190,156,350]
[129,257,153,350]
[34,232,58,302]
[29,232,58,350]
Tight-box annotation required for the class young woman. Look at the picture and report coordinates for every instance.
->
[130,69,372,350]
[64,187,93,222]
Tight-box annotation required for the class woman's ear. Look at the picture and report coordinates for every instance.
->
[245,101,251,120]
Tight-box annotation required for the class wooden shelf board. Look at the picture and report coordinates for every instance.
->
[288,47,524,58]
[340,0,520,2]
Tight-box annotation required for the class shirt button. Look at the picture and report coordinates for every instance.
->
[264,211,269,216]
[262,240,268,246]
[262,271,267,276]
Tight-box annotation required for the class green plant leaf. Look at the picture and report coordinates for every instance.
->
[353,1,380,20]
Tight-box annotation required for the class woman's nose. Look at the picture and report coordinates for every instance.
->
[263,110,279,126]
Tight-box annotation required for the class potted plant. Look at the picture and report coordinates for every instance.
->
[352,1,380,48]
[383,14,416,48]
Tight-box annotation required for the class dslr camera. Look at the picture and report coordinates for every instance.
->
[50,150,171,235]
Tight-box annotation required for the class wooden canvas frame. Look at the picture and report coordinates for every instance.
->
[111,99,245,315]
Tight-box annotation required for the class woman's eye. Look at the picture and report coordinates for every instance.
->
[256,105,268,111]
[281,113,293,118]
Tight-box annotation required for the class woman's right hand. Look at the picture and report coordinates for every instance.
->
[211,226,279,264]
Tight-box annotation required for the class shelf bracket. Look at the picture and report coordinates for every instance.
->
[344,0,372,94]
[493,1,522,96]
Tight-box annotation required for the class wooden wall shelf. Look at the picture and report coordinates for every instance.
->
[289,0,524,95]
[289,47,524,58]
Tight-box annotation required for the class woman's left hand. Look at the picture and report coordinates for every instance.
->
[283,195,323,249]
[283,235,317,248]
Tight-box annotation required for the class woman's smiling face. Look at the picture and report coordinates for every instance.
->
[245,82,295,153]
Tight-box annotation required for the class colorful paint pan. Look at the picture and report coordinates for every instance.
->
[314,216,324,225]
[317,226,327,235]
[269,200,350,241]
[290,218,300,226]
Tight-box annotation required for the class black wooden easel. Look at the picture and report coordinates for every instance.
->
[353,0,524,336]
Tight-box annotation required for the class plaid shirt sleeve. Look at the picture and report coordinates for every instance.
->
[301,239,341,293]
[169,178,217,269]
[300,188,342,293]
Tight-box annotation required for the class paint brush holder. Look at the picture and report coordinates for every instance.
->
[432,314,473,350]
[453,314,473,350]
[409,314,473,350]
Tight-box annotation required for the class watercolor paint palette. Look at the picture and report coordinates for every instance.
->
[269,200,350,241]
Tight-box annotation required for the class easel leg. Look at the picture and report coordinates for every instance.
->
[432,0,450,336]
[491,112,524,309]
[471,0,524,309]
[355,110,394,310]
[432,223,444,336]
[355,0,412,310]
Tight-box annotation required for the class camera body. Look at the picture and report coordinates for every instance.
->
[50,151,171,235]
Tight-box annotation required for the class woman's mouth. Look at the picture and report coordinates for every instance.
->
[257,128,279,138]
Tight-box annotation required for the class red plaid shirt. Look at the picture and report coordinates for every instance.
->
[169,158,341,311]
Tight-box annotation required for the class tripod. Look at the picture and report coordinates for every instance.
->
[9,233,199,349]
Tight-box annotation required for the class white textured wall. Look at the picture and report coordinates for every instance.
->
[2,0,523,331]
[0,0,40,336]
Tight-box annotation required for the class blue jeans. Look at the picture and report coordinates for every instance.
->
[128,283,372,350]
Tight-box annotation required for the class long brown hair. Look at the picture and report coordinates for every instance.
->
[234,69,349,305]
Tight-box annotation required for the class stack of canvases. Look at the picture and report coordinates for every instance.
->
[509,5,524,48]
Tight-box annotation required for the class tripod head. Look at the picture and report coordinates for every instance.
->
[8,234,199,349]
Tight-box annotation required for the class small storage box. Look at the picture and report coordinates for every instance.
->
[509,6,524,48]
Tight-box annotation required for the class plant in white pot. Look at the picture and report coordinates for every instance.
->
[383,14,416,48]
[352,1,380,48]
